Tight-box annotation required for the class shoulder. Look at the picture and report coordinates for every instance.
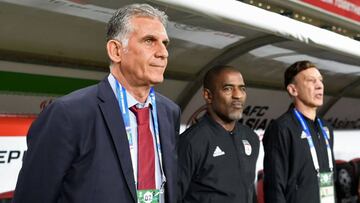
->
[179,117,212,144]
[263,110,299,145]
[155,92,180,121]
[155,92,179,110]
[268,110,297,131]
[41,83,101,121]
[58,84,99,105]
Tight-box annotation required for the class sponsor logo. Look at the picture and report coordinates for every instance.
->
[301,131,308,139]
[213,146,225,157]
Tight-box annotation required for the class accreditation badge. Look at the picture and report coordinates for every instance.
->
[242,140,252,156]
[137,189,160,203]
[319,172,335,203]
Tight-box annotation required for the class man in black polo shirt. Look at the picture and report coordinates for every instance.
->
[177,65,260,203]
[263,60,335,203]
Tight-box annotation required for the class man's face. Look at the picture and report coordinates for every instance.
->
[291,67,324,108]
[120,17,169,87]
[205,70,247,122]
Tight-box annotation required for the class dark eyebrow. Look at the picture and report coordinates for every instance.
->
[163,39,170,47]
[223,84,235,87]
[142,34,169,47]
[143,35,156,41]
[223,83,246,87]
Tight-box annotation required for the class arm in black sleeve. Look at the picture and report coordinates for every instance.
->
[177,133,196,203]
[263,121,290,203]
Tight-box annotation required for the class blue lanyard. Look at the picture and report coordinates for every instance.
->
[114,79,166,191]
[293,109,333,173]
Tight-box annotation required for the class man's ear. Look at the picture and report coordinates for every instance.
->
[287,84,298,97]
[203,88,212,104]
[106,40,122,63]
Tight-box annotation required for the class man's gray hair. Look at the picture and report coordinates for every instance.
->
[106,4,168,44]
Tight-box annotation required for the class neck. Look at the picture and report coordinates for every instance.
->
[220,122,236,132]
[294,102,317,120]
[126,86,151,103]
[111,66,150,103]
[208,110,236,132]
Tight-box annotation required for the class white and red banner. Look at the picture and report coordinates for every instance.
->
[300,0,360,22]
[0,116,34,197]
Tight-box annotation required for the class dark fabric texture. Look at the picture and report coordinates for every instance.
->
[13,78,181,203]
[263,107,335,203]
[178,114,260,203]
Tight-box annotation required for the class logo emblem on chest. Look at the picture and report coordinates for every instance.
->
[300,130,307,139]
[213,146,225,157]
[242,140,252,156]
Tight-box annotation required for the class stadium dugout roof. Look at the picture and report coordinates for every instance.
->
[0,0,360,116]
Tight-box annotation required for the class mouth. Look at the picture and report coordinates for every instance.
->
[315,93,323,99]
[150,63,166,68]
[231,101,244,109]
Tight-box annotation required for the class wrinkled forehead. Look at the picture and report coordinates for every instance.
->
[130,16,166,29]
[129,16,168,37]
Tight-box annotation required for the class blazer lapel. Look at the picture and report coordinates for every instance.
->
[97,79,136,201]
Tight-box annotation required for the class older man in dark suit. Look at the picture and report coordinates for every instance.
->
[13,4,180,203]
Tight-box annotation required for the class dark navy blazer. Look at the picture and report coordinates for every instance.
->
[13,78,181,203]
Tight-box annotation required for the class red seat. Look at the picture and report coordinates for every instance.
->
[0,191,14,199]
[257,170,264,203]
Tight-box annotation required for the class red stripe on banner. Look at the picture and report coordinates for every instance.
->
[0,115,36,136]
[347,0,360,5]
[300,0,360,22]
[0,191,14,199]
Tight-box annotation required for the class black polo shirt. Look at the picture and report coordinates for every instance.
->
[177,114,260,203]
[263,108,335,203]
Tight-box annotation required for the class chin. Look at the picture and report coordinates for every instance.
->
[228,113,242,121]
[150,78,164,85]
[314,101,323,107]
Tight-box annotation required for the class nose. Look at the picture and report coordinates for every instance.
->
[155,43,169,59]
[316,79,324,90]
[233,87,246,100]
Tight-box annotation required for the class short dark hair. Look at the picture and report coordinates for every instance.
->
[203,65,239,91]
[284,60,317,88]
